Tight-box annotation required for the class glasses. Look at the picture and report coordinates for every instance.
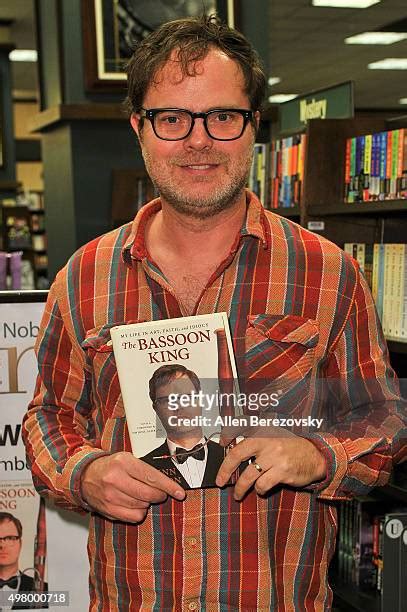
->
[140,108,254,141]
[0,535,20,545]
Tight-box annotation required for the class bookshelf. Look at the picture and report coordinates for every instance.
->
[265,116,407,612]
[1,200,48,289]
[268,117,407,361]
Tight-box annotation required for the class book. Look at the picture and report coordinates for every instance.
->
[0,480,48,594]
[110,313,242,490]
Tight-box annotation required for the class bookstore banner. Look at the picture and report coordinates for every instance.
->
[0,294,89,611]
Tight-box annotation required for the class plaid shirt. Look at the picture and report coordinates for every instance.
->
[23,191,406,611]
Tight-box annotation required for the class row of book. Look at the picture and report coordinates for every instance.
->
[248,143,268,206]
[344,243,407,341]
[335,499,406,611]
[345,128,407,203]
[248,137,306,209]
[270,134,306,208]
[248,127,407,209]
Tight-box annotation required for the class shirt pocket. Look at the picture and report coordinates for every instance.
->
[244,314,319,411]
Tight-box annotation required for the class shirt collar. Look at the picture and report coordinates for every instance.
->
[121,189,268,268]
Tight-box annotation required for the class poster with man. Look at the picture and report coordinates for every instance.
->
[0,293,88,611]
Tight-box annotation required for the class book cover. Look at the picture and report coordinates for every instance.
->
[0,481,48,599]
[110,313,241,490]
[363,243,374,290]
[379,131,387,200]
[402,245,407,340]
[376,243,385,324]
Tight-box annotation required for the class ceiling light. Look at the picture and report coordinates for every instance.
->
[9,49,38,62]
[312,0,380,7]
[368,58,407,69]
[268,77,281,86]
[268,94,298,103]
[345,32,407,44]
[399,98,407,104]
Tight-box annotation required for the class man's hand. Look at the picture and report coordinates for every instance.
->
[216,436,327,500]
[81,452,186,523]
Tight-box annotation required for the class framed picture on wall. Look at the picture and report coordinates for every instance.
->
[82,0,239,92]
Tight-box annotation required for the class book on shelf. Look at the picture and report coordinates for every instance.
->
[334,500,407,603]
[110,313,242,490]
[344,242,407,341]
[270,133,306,209]
[345,128,407,203]
[248,143,269,207]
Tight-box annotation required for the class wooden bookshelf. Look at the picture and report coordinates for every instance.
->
[271,206,300,218]
[387,340,407,355]
[309,200,407,217]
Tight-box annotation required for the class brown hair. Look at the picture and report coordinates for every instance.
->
[149,364,201,404]
[0,512,22,538]
[124,14,266,116]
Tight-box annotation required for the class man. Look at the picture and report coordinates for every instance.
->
[0,512,48,610]
[23,14,406,611]
[141,364,226,489]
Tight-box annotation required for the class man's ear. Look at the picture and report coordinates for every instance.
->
[254,110,261,131]
[130,113,142,138]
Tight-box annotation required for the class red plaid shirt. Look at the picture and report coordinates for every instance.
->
[23,191,406,611]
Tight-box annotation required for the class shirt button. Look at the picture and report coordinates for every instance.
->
[188,537,198,546]
[188,602,198,610]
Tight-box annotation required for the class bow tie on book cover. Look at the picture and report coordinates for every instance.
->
[0,575,18,589]
[174,444,205,463]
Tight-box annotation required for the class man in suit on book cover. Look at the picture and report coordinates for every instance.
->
[0,512,48,610]
[141,364,226,489]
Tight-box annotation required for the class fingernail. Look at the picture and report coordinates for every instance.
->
[174,489,185,500]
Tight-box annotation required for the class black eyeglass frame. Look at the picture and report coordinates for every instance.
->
[139,107,255,141]
[0,535,21,544]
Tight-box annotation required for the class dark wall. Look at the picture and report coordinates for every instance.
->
[0,45,16,186]
[42,120,144,278]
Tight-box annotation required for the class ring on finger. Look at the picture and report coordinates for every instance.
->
[252,461,263,473]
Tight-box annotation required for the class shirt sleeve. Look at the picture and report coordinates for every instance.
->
[22,281,112,512]
[306,268,407,500]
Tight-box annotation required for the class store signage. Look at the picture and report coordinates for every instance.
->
[279,81,354,134]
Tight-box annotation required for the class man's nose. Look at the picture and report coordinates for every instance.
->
[184,118,213,150]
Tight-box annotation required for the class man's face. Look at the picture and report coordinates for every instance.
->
[0,520,21,573]
[131,48,259,219]
[153,373,202,437]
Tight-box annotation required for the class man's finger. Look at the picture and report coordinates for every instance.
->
[104,504,149,524]
[107,484,167,506]
[216,438,264,486]
[232,462,265,500]
[254,470,281,497]
[127,458,186,500]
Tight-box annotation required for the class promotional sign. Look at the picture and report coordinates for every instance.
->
[0,292,89,611]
